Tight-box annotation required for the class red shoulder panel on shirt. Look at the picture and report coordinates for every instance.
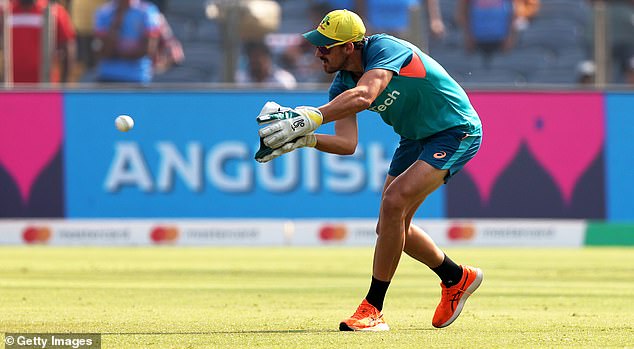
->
[399,52,426,78]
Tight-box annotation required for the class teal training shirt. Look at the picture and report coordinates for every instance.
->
[329,34,482,140]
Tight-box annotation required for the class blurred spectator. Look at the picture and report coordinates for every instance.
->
[607,0,634,83]
[513,0,540,31]
[236,40,297,89]
[456,0,517,65]
[360,0,445,44]
[239,0,281,42]
[425,0,446,39]
[361,0,411,35]
[93,0,161,84]
[277,1,337,83]
[70,0,107,81]
[576,60,595,85]
[153,12,184,74]
[280,39,331,84]
[0,0,76,84]
[145,0,166,12]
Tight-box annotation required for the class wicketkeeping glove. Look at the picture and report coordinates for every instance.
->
[256,101,293,123]
[254,101,295,161]
[257,105,323,149]
[254,134,317,163]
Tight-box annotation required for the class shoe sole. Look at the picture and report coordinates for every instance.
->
[339,322,390,332]
[435,267,484,328]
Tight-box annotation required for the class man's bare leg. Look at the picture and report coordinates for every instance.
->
[373,161,447,281]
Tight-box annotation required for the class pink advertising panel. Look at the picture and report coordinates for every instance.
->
[0,92,65,217]
[448,91,605,218]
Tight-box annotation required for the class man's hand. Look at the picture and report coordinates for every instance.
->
[258,106,323,149]
[254,134,317,163]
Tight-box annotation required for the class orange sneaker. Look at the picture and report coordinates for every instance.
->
[339,299,390,331]
[432,265,483,328]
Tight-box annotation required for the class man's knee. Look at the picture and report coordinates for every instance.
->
[381,189,407,214]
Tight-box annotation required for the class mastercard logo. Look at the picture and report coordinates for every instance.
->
[319,224,348,242]
[447,224,476,241]
[22,226,52,244]
[150,226,180,243]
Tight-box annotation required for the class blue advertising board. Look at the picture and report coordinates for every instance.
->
[64,91,445,218]
[605,93,634,221]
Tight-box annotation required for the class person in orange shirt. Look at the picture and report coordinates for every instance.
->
[1,0,76,84]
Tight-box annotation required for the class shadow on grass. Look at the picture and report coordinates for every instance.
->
[102,328,433,335]
[102,330,333,335]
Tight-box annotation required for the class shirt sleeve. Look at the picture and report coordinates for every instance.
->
[144,5,162,37]
[364,36,413,75]
[54,5,76,44]
[328,72,347,101]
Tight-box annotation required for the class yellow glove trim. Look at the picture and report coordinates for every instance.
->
[305,134,317,147]
[296,106,323,128]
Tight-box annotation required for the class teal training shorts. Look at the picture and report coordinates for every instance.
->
[388,126,482,183]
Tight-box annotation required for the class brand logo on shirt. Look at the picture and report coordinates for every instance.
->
[368,90,401,113]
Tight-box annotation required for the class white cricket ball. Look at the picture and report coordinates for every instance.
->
[115,115,134,132]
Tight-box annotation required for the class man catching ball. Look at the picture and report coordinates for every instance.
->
[255,9,483,331]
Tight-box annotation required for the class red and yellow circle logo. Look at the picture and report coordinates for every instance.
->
[22,226,52,244]
[447,223,476,241]
[150,226,180,244]
[319,224,348,242]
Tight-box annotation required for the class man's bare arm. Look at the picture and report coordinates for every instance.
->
[319,68,394,123]
[315,114,359,155]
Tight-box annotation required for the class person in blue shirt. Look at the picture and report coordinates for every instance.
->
[93,0,161,84]
[456,0,517,64]
[364,0,445,51]
[255,9,483,331]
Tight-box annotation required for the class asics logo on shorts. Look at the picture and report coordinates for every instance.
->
[434,151,447,159]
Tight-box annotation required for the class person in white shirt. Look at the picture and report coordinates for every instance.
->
[236,41,297,89]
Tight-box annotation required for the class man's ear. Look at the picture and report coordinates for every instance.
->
[344,42,355,53]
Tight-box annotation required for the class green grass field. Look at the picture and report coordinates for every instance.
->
[1,247,633,348]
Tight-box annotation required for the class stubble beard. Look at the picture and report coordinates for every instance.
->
[322,56,346,74]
